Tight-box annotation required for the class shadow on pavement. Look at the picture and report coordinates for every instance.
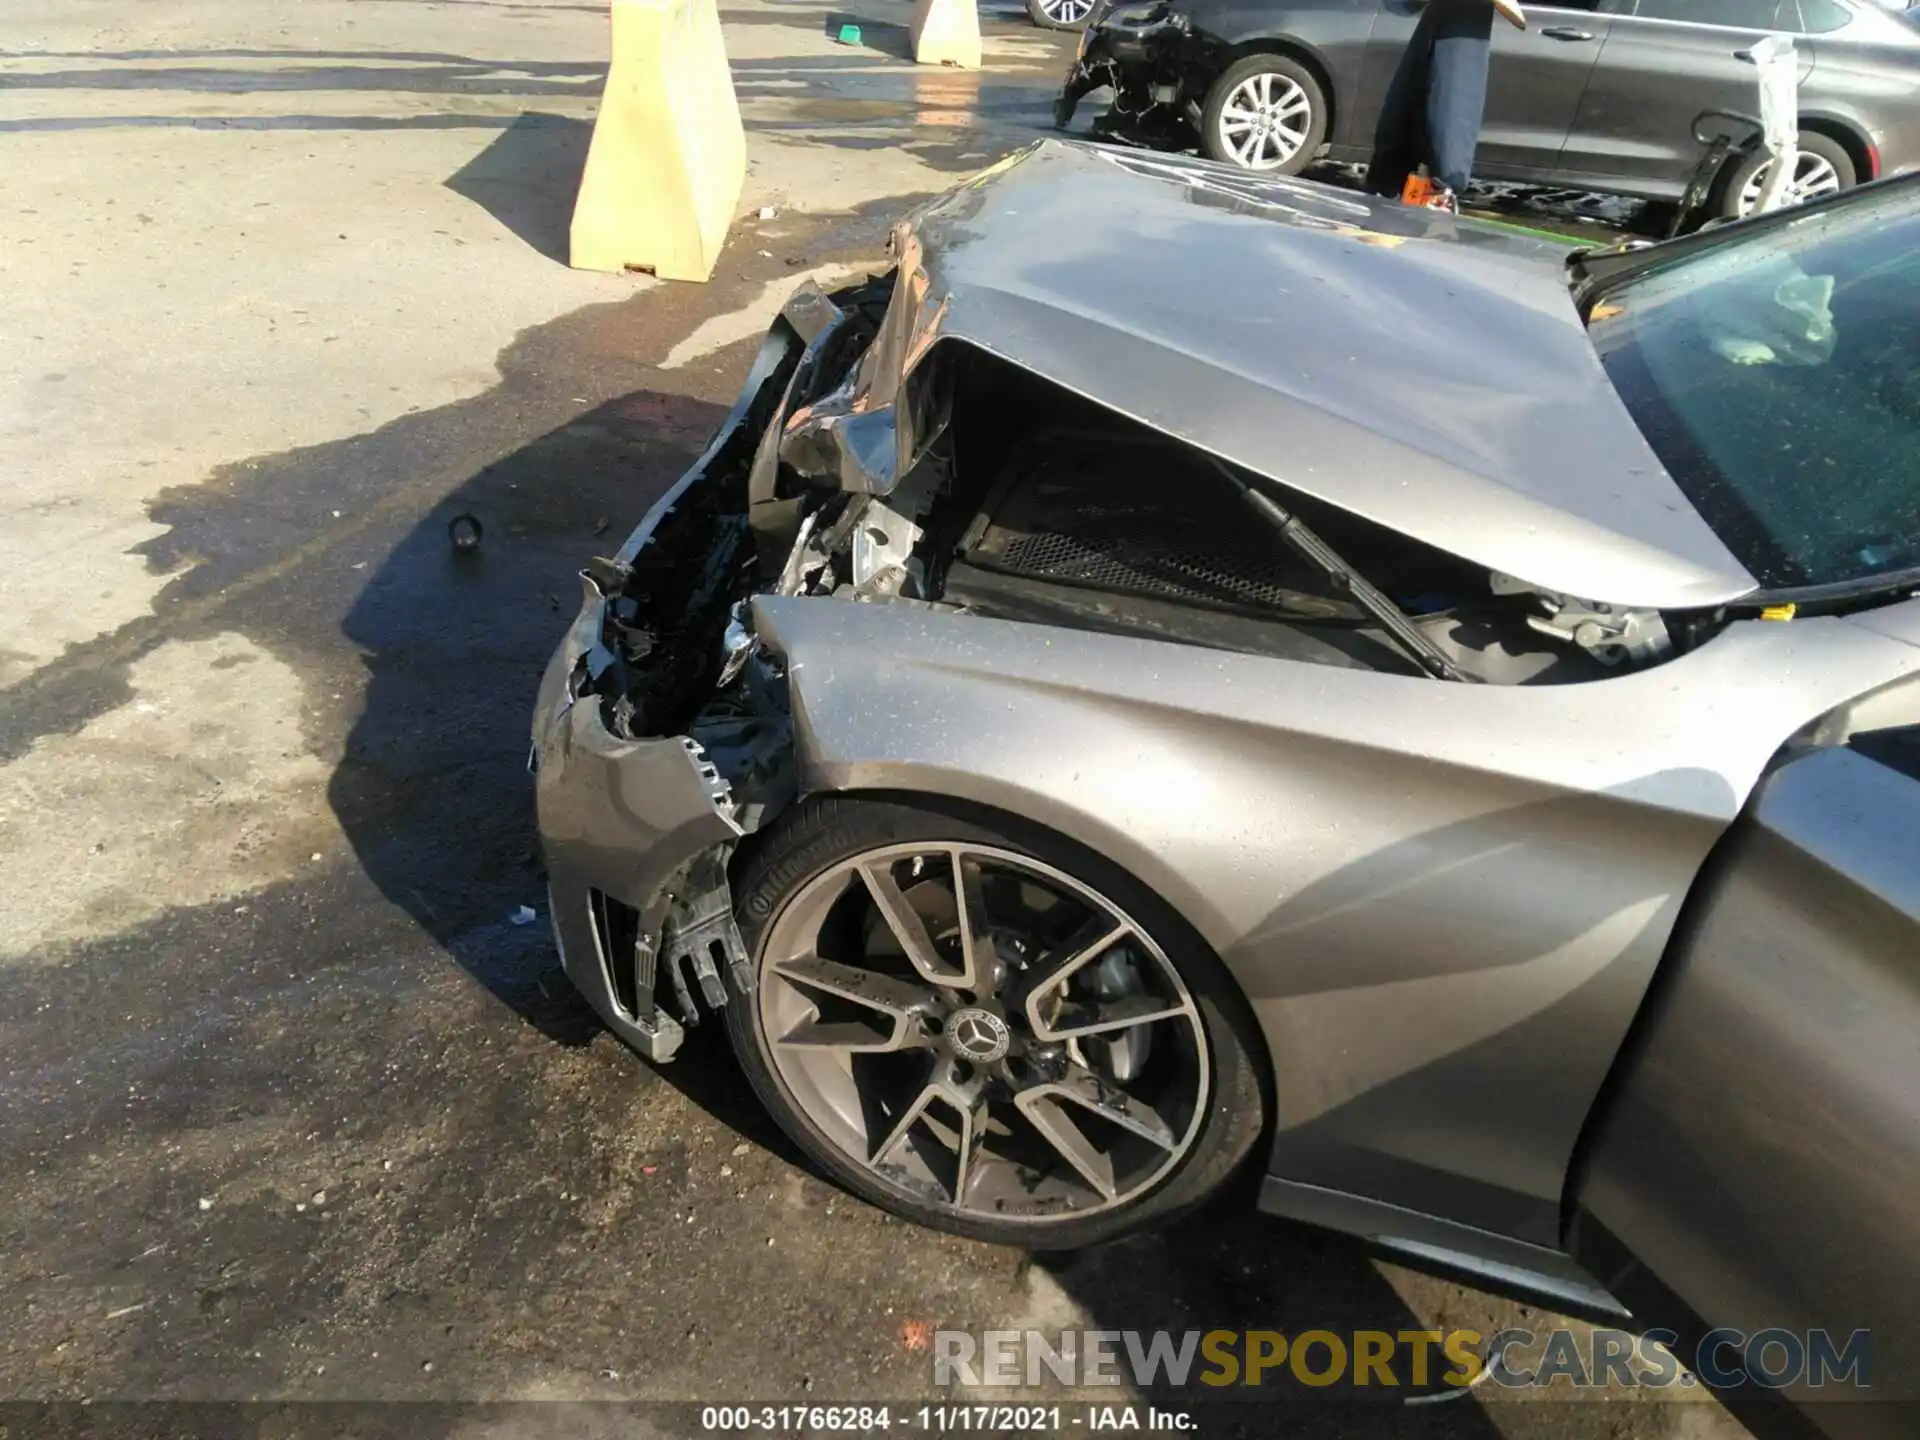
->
[330,385,723,1046]
[327,365,811,1163]
[444,111,596,263]
[1036,1179,1512,1437]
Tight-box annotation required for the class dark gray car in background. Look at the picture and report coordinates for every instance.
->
[1061,0,1920,216]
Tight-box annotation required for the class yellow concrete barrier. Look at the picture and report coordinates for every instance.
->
[569,0,745,282]
[910,0,981,70]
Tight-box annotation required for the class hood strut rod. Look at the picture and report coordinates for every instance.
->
[1209,459,1476,683]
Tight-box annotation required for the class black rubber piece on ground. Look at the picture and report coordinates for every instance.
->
[447,512,484,551]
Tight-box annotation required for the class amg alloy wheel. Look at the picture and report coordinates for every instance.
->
[726,798,1268,1246]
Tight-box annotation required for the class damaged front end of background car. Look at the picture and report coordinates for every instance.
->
[531,139,1770,1061]
[1056,2,1208,154]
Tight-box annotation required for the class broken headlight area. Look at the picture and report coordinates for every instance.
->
[536,276,896,1056]
[1057,4,1200,146]
[575,275,896,745]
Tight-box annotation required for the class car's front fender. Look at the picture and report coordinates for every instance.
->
[751,592,1920,1251]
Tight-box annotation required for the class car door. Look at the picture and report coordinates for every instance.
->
[1558,0,1814,194]
[1351,0,1612,180]
[1480,0,1616,175]
[1572,691,1920,1438]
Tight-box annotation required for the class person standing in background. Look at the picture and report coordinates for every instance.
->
[1367,0,1527,211]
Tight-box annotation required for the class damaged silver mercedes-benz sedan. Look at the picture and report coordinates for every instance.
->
[535,138,1920,1397]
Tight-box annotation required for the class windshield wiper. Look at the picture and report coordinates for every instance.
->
[1209,460,1477,683]
[1737,563,1920,613]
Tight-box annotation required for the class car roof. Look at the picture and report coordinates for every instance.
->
[894,141,1758,608]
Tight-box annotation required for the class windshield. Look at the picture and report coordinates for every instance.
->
[1589,186,1920,593]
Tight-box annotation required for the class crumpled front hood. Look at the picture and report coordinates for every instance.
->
[790,140,1758,609]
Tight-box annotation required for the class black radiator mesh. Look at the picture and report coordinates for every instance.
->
[994,529,1307,610]
[960,431,1335,616]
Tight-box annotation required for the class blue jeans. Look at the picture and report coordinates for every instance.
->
[1367,0,1495,198]
[1426,31,1492,195]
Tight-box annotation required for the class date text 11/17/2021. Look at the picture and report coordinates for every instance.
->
[699,1404,1197,1432]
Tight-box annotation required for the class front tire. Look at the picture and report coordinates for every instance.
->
[724,796,1269,1249]
[1718,131,1854,219]
[1200,54,1328,174]
[1027,0,1095,30]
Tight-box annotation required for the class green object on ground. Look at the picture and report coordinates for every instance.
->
[1462,212,1585,246]
[837,22,862,43]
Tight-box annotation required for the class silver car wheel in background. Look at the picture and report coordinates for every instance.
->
[1216,72,1312,171]
[1738,149,1844,215]
[1038,0,1094,23]
[756,841,1209,1221]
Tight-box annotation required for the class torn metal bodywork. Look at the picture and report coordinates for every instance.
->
[534,140,1775,1059]
[778,139,1757,609]
[1056,3,1200,145]
[530,310,810,1061]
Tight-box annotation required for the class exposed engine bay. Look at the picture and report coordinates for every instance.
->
[549,148,1784,1046]
[583,269,1719,766]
